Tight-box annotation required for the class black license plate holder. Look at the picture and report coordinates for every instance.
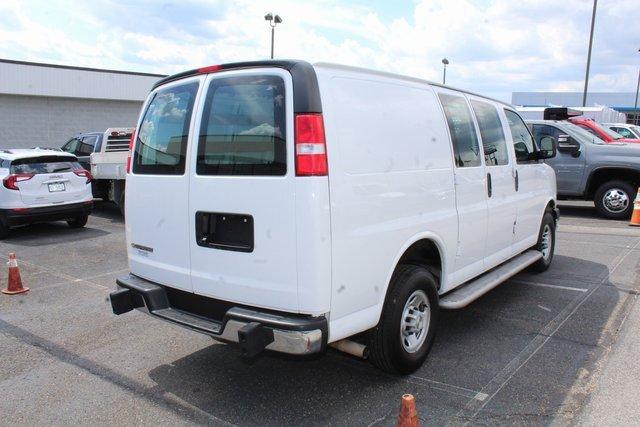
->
[196,212,254,253]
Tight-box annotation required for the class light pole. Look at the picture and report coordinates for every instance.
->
[264,13,282,59]
[442,58,449,85]
[582,0,598,107]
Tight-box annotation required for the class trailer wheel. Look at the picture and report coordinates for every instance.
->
[367,264,439,374]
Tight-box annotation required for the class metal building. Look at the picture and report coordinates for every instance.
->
[512,92,639,124]
[0,59,164,149]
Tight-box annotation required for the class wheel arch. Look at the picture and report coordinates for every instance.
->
[585,167,640,199]
[376,233,448,322]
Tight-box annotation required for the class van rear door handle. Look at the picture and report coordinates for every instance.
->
[487,173,492,197]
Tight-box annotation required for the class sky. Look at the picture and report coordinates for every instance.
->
[0,0,638,102]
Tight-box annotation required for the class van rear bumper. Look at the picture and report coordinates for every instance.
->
[111,274,327,356]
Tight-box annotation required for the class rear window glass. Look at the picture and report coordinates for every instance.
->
[10,156,81,174]
[133,82,199,175]
[197,75,286,176]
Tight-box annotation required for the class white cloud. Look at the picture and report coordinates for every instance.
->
[0,0,638,102]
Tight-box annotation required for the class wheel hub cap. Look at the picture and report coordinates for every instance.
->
[400,290,430,353]
[603,189,629,213]
[541,224,552,260]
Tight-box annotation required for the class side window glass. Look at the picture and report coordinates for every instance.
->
[62,138,79,154]
[470,100,509,166]
[613,127,631,138]
[531,125,558,146]
[504,109,535,163]
[78,136,97,155]
[438,93,481,167]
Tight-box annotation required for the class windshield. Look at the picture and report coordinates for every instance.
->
[631,125,640,138]
[564,123,606,144]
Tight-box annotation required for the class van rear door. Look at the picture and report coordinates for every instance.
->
[126,78,201,292]
[188,68,300,312]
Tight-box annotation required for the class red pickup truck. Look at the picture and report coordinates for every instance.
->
[569,118,640,143]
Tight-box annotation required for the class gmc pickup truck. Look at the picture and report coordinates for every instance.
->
[528,119,640,219]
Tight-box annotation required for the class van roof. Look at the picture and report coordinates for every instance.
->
[152,59,513,111]
[313,62,514,108]
[0,148,76,161]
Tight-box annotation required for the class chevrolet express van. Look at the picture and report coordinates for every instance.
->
[110,60,558,374]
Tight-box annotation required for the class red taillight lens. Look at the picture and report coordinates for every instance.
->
[73,169,93,184]
[3,173,34,190]
[126,129,136,173]
[295,113,328,176]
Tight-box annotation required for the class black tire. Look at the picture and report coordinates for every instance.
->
[67,215,88,228]
[118,191,125,217]
[368,264,439,374]
[594,180,636,220]
[0,221,8,240]
[531,211,555,272]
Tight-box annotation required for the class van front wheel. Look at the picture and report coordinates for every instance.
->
[368,264,439,374]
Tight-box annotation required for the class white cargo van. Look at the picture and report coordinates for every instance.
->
[110,60,558,374]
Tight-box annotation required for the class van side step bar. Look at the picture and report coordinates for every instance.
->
[439,250,543,309]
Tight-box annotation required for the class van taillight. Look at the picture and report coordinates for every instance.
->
[295,113,327,176]
[3,173,34,190]
[126,129,136,173]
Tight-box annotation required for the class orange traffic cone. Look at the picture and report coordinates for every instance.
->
[396,394,419,427]
[2,253,29,295]
[630,188,640,227]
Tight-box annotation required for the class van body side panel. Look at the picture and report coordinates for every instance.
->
[187,68,306,313]
[294,178,332,315]
[316,67,457,331]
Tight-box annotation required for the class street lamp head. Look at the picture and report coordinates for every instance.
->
[264,13,273,21]
[274,14,282,24]
[442,58,449,65]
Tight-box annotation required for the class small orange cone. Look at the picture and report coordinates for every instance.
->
[2,253,29,295]
[396,394,419,427]
[630,188,640,227]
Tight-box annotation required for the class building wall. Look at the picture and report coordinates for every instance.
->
[0,94,143,149]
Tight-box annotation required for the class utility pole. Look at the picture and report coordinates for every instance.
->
[582,0,598,107]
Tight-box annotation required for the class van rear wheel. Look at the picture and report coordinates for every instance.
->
[367,264,439,374]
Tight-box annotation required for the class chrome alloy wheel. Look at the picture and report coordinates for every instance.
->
[400,290,430,353]
[602,188,630,214]
[540,224,552,261]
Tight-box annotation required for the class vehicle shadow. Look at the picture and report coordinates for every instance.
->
[557,202,598,219]
[90,200,124,223]
[4,222,109,246]
[145,254,630,425]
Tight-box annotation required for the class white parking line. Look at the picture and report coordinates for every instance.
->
[512,280,587,293]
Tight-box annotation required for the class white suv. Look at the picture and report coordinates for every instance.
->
[0,149,93,238]
[110,60,558,374]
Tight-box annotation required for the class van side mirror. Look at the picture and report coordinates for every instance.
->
[557,134,580,157]
[536,135,557,160]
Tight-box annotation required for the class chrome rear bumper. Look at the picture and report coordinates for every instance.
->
[110,274,326,356]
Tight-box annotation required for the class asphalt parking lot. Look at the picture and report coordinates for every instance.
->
[1,201,639,425]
